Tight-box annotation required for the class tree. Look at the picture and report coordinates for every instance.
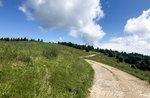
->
[85,48,89,52]
[38,39,40,42]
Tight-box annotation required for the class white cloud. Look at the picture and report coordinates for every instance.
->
[19,6,34,20]
[100,35,150,55]
[124,9,150,39]
[101,9,150,55]
[58,37,64,42]
[19,0,105,46]
[0,0,3,7]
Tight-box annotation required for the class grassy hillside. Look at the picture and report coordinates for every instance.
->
[85,53,150,83]
[0,41,94,98]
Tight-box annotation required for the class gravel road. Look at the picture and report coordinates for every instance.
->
[85,59,150,98]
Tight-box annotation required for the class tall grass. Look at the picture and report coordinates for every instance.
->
[42,46,59,59]
[0,41,94,98]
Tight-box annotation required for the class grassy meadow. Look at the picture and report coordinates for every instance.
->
[85,53,150,83]
[0,41,94,98]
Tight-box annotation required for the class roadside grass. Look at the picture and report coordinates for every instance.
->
[0,41,94,98]
[85,53,150,83]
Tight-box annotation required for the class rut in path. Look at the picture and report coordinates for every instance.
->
[85,59,150,98]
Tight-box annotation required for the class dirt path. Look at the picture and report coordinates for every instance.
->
[80,54,98,58]
[85,59,150,98]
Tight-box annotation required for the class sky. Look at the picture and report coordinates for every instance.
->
[0,0,150,55]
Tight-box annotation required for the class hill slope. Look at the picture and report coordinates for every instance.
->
[0,41,94,98]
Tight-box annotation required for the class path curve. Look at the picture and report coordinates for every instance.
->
[85,59,150,98]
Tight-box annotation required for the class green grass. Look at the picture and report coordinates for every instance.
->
[0,41,94,98]
[85,53,150,83]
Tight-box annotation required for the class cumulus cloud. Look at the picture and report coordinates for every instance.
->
[124,9,150,39]
[19,0,105,46]
[101,9,150,55]
[0,0,3,7]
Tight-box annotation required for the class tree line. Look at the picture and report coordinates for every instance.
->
[58,42,94,52]
[0,38,149,71]
[58,42,150,71]
[0,37,43,42]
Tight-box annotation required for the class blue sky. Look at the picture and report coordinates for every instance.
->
[100,0,150,43]
[0,0,149,42]
[0,0,83,43]
[0,0,150,55]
